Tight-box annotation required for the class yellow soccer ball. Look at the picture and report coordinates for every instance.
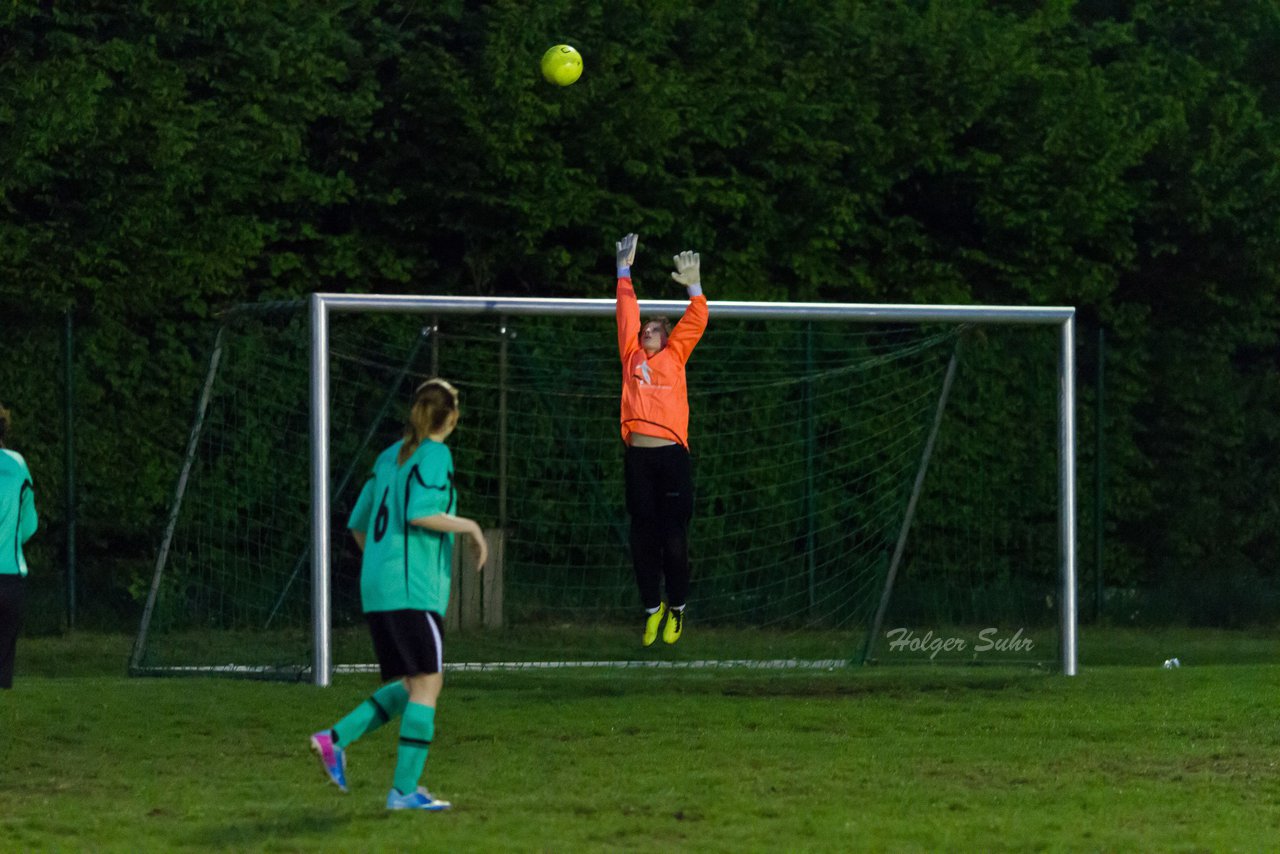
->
[541,44,583,86]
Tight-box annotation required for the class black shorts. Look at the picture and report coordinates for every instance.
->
[0,574,25,689]
[624,443,694,523]
[366,610,444,682]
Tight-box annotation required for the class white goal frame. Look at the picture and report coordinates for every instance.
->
[307,294,1078,685]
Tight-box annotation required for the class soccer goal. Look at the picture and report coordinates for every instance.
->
[130,294,1077,684]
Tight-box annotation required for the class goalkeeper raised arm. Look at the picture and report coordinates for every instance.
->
[614,232,708,647]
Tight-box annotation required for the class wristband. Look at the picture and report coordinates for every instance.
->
[617,266,631,278]
[686,283,702,297]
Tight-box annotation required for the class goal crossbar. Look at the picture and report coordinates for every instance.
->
[308,294,1077,684]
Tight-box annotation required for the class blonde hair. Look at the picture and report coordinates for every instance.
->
[398,379,459,464]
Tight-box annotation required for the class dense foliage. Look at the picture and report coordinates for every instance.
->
[1,1,1277,628]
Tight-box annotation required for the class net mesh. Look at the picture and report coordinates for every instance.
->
[132,303,1062,677]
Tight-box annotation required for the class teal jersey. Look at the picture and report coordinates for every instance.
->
[348,439,456,613]
[0,449,37,577]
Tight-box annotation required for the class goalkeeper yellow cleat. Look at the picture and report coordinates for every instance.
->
[663,607,684,644]
[642,603,667,647]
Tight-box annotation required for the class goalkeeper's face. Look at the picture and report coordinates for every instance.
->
[640,320,669,356]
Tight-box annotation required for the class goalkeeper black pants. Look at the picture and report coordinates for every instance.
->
[624,444,694,610]
[0,574,24,689]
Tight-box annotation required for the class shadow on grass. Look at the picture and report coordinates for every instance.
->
[715,670,1050,698]
[18,631,133,678]
[183,810,354,849]
[444,664,1052,704]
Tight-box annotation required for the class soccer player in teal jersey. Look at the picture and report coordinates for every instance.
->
[0,404,38,689]
[310,379,487,812]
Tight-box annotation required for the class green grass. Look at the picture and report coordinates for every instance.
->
[130,621,1276,675]
[4,630,1279,851]
[132,623,877,674]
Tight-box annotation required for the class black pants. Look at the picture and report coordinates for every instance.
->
[0,574,25,689]
[624,444,694,610]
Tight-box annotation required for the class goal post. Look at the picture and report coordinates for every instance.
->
[131,293,1076,683]
[306,294,1077,685]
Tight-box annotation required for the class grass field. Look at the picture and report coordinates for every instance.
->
[3,629,1278,851]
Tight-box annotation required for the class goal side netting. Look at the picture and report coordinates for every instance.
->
[130,296,1076,681]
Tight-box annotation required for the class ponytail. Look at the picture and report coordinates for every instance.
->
[398,379,459,464]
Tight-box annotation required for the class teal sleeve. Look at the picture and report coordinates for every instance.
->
[19,478,36,544]
[407,451,452,520]
[348,479,375,532]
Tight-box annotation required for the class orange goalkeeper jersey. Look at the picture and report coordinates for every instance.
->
[616,277,709,448]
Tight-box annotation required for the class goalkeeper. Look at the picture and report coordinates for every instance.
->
[614,233,708,646]
[0,404,38,690]
[309,379,487,812]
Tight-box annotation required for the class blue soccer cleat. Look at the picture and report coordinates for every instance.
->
[386,786,452,811]
[310,731,348,792]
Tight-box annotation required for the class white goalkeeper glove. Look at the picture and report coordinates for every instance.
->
[616,233,638,278]
[671,250,702,297]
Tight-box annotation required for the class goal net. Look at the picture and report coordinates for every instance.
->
[130,296,1076,681]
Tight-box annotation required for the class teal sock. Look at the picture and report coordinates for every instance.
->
[332,681,409,748]
[392,702,435,795]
